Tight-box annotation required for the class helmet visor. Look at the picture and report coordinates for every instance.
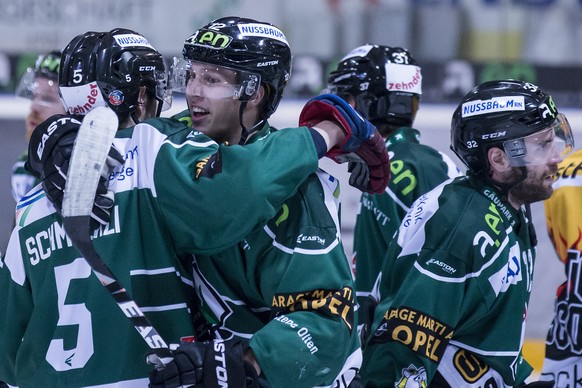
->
[503,113,574,167]
[153,69,172,112]
[170,58,261,100]
[16,69,62,108]
[17,69,63,111]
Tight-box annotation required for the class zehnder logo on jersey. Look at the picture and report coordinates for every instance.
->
[113,34,155,49]
[462,96,525,118]
[59,82,107,115]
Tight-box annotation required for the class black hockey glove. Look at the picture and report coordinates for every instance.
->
[148,339,259,388]
[26,114,124,230]
[348,160,371,193]
[299,94,390,194]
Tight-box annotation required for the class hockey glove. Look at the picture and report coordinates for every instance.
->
[148,339,259,388]
[26,114,124,230]
[299,94,390,194]
[348,160,371,193]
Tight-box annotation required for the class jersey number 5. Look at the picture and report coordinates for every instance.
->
[46,258,95,371]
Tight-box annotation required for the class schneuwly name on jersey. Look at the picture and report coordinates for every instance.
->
[25,206,121,266]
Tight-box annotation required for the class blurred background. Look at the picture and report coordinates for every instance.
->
[0,0,582,104]
[2,0,582,375]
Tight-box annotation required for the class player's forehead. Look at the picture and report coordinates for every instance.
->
[523,126,554,145]
[189,60,238,79]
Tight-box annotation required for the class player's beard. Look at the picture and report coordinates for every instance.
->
[508,163,558,205]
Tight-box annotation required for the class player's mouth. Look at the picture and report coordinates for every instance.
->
[190,106,209,120]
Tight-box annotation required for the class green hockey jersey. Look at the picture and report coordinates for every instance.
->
[353,127,460,336]
[192,126,361,388]
[11,150,40,203]
[360,173,536,387]
[0,115,320,387]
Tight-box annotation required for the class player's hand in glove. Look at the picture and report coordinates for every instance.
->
[26,114,124,230]
[299,94,390,194]
[148,339,259,388]
[348,160,372,193]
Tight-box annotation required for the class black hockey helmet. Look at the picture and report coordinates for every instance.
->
[451,79,574,173]
[16,51,61,99]
[327,45,422,127]
[59,28,170,122]
[177,16,292,119]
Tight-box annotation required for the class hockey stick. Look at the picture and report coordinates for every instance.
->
[61,106,172,368]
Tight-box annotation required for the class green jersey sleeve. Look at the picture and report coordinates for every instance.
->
[113,117,319,255]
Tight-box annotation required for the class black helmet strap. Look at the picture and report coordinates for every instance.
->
[238,100,266,145]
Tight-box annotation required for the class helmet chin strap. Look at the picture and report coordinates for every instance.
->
[130,111,141,126]
[237,101,265,145]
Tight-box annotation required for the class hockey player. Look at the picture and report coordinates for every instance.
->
[0,26,388,388]
[326,44,461,343]
[11,51,64,203]
[147,17,380,388]
[540,147,582,385]
[359,80,573,387]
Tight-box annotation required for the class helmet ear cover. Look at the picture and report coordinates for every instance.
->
[356,92,416,127]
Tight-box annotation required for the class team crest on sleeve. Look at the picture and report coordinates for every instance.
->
[396,364,428,388]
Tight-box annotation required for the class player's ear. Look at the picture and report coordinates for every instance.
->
[488,146,511,173]
[137,85,148,106]
[247,85,266,108]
